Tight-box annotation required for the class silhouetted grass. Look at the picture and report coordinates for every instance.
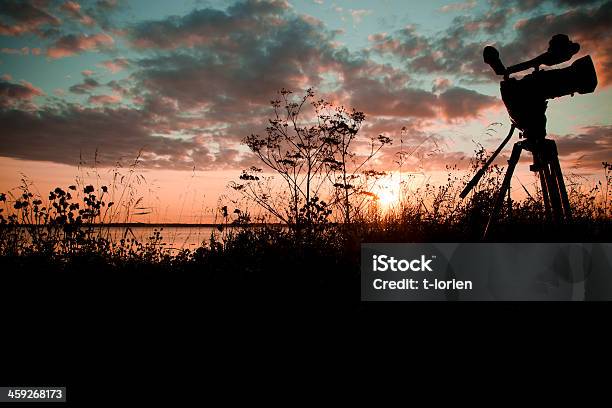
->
[1,153,610,301]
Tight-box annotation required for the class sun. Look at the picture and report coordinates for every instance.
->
[377,186,398,206]
[373,177,400,209]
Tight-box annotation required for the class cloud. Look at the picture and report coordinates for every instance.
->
[371,122,612,173]
[128,0,291,49]
[370,18,507,82]
[101,57,129,73]
[88,93,121,105]
[347,77,439,118]
[126,2,494,127]
[510,0,604,12]
[1,0,608,174]
[105,79,133,98]
[1,47,30,55]
[369,0,611,89]
[332,7,372,26]
[1,47,43,56]
[86,0,125,31]
[503,1,612,85]
[432,77,451,92]
[439,1,477,13]
[60,1,96,26]
[555,125,612,170]
[0,100,265,170]
[368,26,429,58]
[437,87,500,120]
[357,117,464,172]
[0,0,61,37]
[46,32,114,58]
[69,77,100,94]
[96,0,120,10]
[462,9,510,34]
[342,63,498,120]
[349,9,373,26]
[127,2,341,124]
[0,79,44,108]
[0,104,219,169]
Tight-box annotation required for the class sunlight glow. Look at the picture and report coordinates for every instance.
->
[373,177,401,209]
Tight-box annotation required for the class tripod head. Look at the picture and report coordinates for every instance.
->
[484,34,598,139]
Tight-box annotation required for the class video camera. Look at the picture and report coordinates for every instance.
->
[460,34,599,235]
[484,34,598,139]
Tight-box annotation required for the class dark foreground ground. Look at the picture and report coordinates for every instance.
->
[4,220,612,301]
[2,221,611,404]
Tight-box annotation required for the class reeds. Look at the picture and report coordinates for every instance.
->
[0,151,610,272]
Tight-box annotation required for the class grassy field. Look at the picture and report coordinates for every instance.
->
[1,156,611,304]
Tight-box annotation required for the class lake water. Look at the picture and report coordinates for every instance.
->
[14,225,278,253]
[14,226,223,252]
[103,226,220,251]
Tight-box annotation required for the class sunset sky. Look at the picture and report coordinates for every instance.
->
[1,0,610,222]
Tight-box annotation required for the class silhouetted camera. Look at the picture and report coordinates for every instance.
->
[484,34,598,139]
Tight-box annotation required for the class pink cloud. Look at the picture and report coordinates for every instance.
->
[432,77,451,93]
[60,1,96,26]
[61,1,81,14]
[47,33,114,59]
[439,1,476,13]
[349,9,372,25]
[0,104,217,170]
[369,26,429,58]
[1,47,29,55]
[101,58,129,73]
[437,87,500,121]
[555,125,612,170]
[0,79,44,108]
[88,93,122,105]
[128,0,291,49]
[0,0,61,37]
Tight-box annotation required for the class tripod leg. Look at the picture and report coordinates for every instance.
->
[532,147,555,221]
[460,124,516,199]
[538,167,552,220]
[540,143,563,221]
[484,142,522,239]
[549,144,572,220]
[507,186,512,221]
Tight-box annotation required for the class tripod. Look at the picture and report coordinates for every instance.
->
[460,124,572,238]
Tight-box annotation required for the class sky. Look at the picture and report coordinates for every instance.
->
[0,0,610,222]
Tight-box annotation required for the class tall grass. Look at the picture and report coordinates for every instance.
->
[0,149,610,275]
